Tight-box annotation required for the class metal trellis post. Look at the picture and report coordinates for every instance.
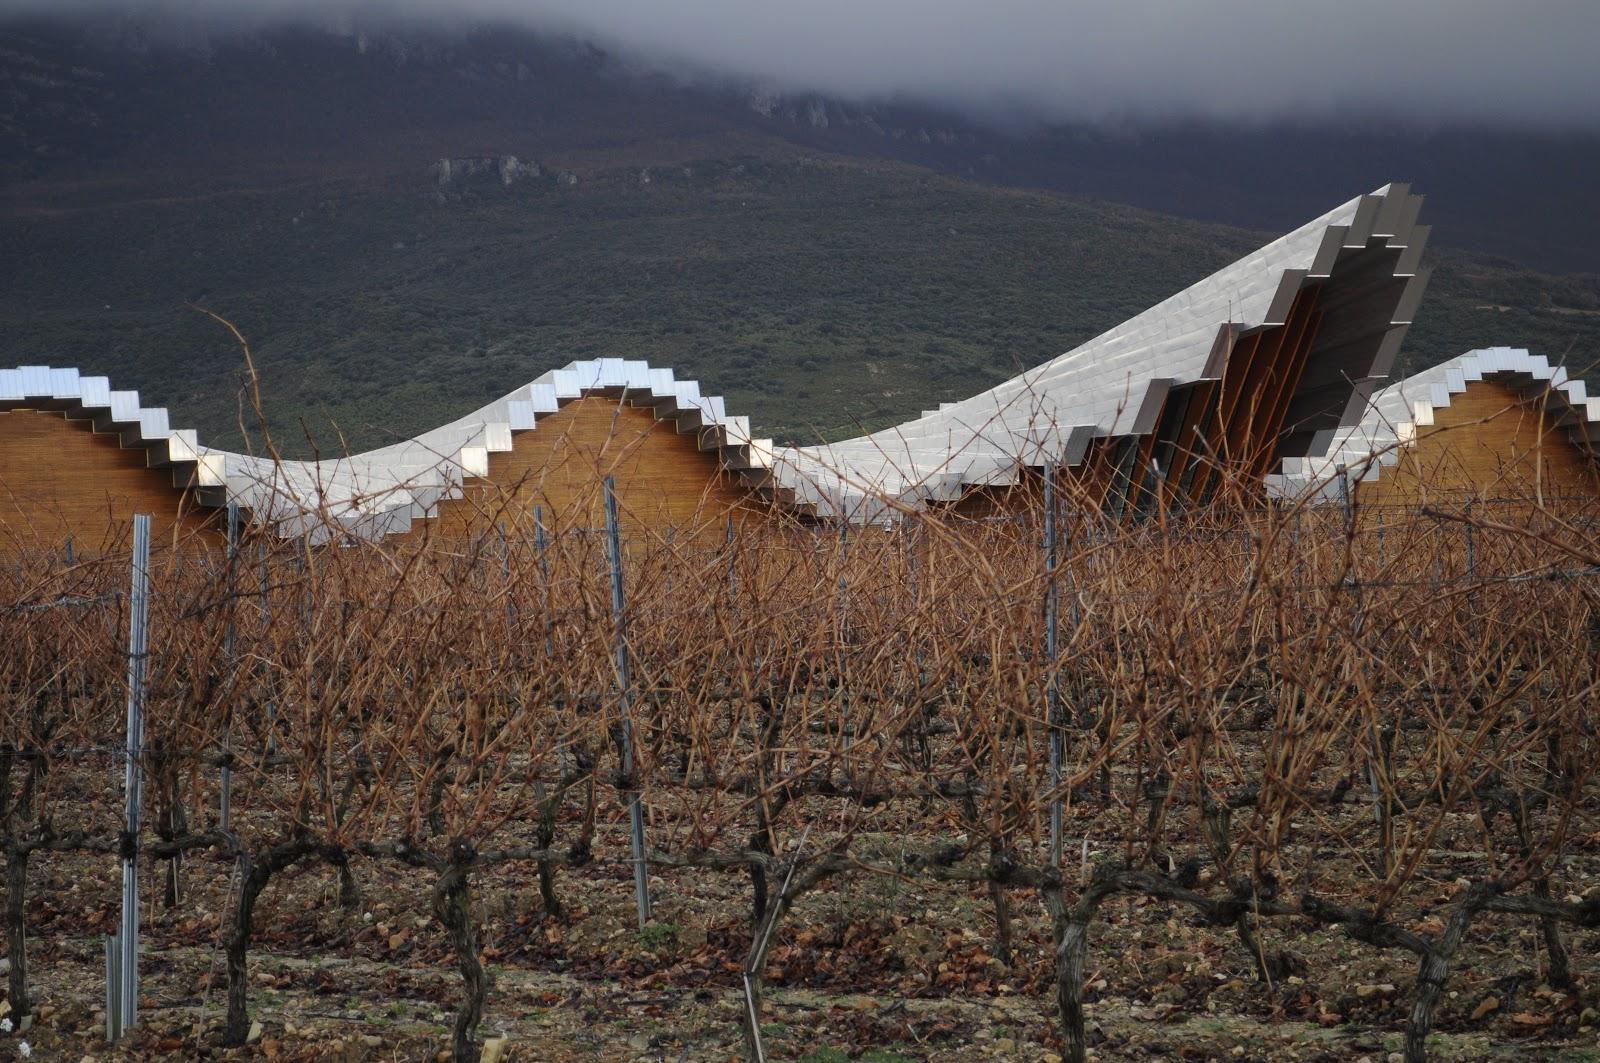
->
[257,537,269,623]
[907,516,920,604]
[221,502,238,832]
[499,521,515,635]
[103,935,121,1042]
[838,520,850,720]
[1337,466,1351,530]
[604,478,652,928]
[1044,465,1064,865]
[665,527,676,598]
[534,504,555,657]
[115,514,151,1038]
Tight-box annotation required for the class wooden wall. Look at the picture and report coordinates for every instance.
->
[1356,379,1600,506]
[933,295,1328,521]
[940,481,1037,522]
[938,377,1600,519]
[0,409,218,552]
[22,378,1582,553]
[411,396,766,540]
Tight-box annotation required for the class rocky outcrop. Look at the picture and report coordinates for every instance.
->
[745,87,779,118]
[738,86,971,147]
[432,155,541,189]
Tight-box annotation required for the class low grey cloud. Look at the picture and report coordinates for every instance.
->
[6,0,1600,129]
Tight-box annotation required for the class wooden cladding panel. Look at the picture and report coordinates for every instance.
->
[415,397,761,539]
[1356,380,1600,506]
[944,482,1033,521]
[1219,331,1281,463]
[1117,428,1162,517]
[1160,379,1219,505]
[1064,436,1122,511]
[1247,292,1323,482]
[1184,288,1323,503]
[0,409,218,551]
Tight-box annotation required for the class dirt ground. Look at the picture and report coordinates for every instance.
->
[7,814,1600,1063]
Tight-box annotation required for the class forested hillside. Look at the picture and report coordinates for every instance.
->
[4,156,1597,453]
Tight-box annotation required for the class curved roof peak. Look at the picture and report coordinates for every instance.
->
[0,358,772,541]
[1270,346,1600,499]
[5,183,1441,533]
[775,183,1429,520]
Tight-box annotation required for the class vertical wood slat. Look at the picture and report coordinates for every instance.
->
[1164,379,1222,506]
[1245,289,1325,482]
[1212,297,1308,490]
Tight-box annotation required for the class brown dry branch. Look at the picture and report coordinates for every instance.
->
[0,470,1595,1062]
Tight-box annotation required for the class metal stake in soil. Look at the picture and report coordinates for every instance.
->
[534,503,555,657]
[604,476,652,929]
[104,933,122,1042]
[221,502,238,832]
[118,513,151,1035]
[838,521,850,721]
[1044,465,1063,865]
[499,520,515,634]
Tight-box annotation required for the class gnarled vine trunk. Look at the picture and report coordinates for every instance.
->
[1043,867,1122,1063]
[224,839,317,1046]
[5,842,33,1024]
[432,846,485,1063]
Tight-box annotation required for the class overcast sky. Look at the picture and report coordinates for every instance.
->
[6,0,1600,129]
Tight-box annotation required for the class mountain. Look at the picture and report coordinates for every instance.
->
[6,14,1598,272]
[2,14,1597,455]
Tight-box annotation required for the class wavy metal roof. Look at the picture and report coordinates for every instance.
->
[0,360,773,541]
[772,182,1429,519]
[3,183,1440,536]
[1269,347,1600,500]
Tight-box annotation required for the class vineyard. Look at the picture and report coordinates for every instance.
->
[1,483,1599,1062]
